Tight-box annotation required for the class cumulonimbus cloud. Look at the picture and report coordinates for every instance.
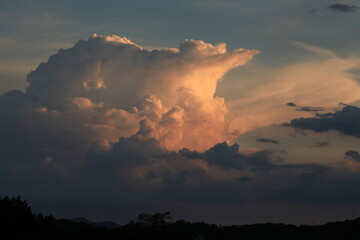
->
[2,35,360,223]
[24,34,259,151]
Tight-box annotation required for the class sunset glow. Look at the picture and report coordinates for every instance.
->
[1,0,360,226]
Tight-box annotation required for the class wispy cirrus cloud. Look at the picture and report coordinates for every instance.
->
[221,42,360,134]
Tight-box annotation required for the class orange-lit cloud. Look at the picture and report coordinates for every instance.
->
[224,43,360,134]
[3,35,360,225]
[26,34,259,150]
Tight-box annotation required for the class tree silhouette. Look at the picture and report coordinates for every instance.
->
[130,211,172,226]
[1,195,360,240]
[0,195,35,226]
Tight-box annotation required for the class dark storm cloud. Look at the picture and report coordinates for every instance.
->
[344,150,360,162]
[328,4,358,13]
[179,142,269,170]
[287,105,360,137]
[0,90,95,170]
[256,138,279,144]
[85,135,169,177]
[0,90,85,165]
[0,90,354,222]
[0,79,341,225]
[82,137,332,207]
[178,142,328,173]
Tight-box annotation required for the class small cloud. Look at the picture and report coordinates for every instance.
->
[256,138,279,144]
[339,102,349,106]
[287,105,360,138]
[286,101,324,112]
[296,106,324,112]
[286,102,297,107]
[344,150,360,162]
[328,4,358,13]
[311,141,331,148]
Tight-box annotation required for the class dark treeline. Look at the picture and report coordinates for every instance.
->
[1,196,360,240]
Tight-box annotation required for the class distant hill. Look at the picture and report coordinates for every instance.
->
[94,221,122,228]
[71,217,122,228]
[71,217,93,224]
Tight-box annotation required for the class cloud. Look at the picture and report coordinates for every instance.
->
[295,106,324,112]
[311,141,331,148]
[344,150,360,162]
[23,34,259,151]
[0,33,258,164]
[80,135,347,224]
[287,105,360,138]
[286,101,324,112]
[80,134,333,207]
[286,102,297,107]
[2,34,360,224]
[328,4,358,13]
[290,41,336,58]
[85,136,326,178]
[256,138,279,144]
[178,141,329,173]
[222,42,360,134]
[0,104,333,214]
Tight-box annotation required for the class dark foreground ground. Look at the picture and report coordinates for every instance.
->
[1,196,359,240]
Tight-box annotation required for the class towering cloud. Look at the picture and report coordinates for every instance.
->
[24,34,259,151]
[3,35,360,224]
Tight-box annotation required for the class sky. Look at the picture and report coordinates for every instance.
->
[1,0,360,225]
